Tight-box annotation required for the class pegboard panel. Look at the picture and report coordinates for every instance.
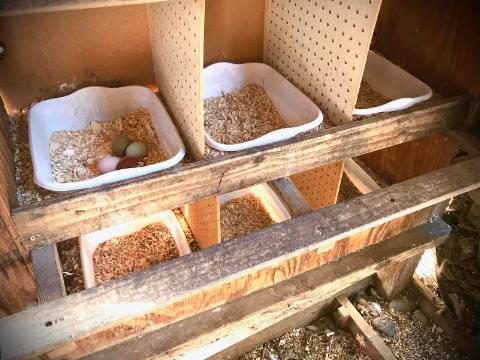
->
[290,161,345,210]
[183,196,221,249]
[148,0,205,160]
[264,0,382,125]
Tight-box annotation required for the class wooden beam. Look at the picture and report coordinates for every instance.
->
[0,0,166,16]
[374,254,422,301]
[444,129,480,156]
[152,221,446,360]
[335,294,395,360]
[31,245,66,303]
[0,217,37,317]
[0,158,478,359]
[269,177,312,217]
[12,96,470,248]
[411,276,480,360]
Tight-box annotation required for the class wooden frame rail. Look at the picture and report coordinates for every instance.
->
[12,96,469,248]
[0,158,479,359]
[0,0,166,16]
[153,221,448,360]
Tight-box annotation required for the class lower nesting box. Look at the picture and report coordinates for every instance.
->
[79,211,191,288]
[219,183,292,242]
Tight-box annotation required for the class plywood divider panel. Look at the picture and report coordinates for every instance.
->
[264,0,382,125]
[0,5,155,111]
[291,161,344,210]
[148,0,205,161]
[182,197,220,249]
[264,0,381,206]
[149,0,219,245]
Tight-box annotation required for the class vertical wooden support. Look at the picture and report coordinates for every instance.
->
[374,254,422,301]
[269,177,311,217]
[336,295,396,360]
[0,97,36,316]
[182,197,220,249]
[148,0,206,161]
[264,0,382,209]
[149,0,221,246]
[31,245,66,303]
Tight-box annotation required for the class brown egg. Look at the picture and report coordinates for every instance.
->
[116,157,143,170]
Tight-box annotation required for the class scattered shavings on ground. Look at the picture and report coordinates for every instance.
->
[57,237,85,295]
[356,289,468,360]
[241,316,369,360]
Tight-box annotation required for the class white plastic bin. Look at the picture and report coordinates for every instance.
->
[79,210,191,288]
[29,86,186,192]
[343,159,381,194]
[219,183,292,224]
[354,51,433,116]
[203,62,323,152]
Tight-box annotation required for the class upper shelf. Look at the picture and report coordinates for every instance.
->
[0,0,165,16]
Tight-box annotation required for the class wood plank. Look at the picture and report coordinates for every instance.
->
[411,276,480,360]
[269,177,311,217]
[375,0,480,98]
[12,96,470,248]
[360,133,460,185]
[31,244,66,303]
[0,6,155,112]
[0,0,166,16]
[0,216,37,317]
[152,221,447,360]
[0,159,478,359]
[204,0,264,66]
[85,272,372,360]
[374,254,422,301]
[335,294,396,360]
[0,97,37,316]
[444,129,480,156]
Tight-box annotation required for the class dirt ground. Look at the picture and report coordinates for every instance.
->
[437,195,480,343]
[241,194,479,360]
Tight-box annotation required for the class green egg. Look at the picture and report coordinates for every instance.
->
[111,134,131,156]
[126,142,147,158]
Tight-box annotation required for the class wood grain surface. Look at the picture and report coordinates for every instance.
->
[0,158,477,359]
[12,96,470,248]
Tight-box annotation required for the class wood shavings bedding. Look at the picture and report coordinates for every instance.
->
[10,111,54,206]
[204,85,288,145]
[93,222,179,285]
[221,194,275,242]
[49,108,167,183]
[355,80,392,109]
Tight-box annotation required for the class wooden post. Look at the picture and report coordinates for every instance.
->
[335,295,395,360]
[0,97,37,316]
[31,245,66,303]
[374,254,422,300]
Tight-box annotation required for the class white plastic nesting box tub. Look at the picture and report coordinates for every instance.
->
[79,210,191,288]
[219,183,292,226]
[354,51,433,116]
[343,158,381,194]
[204,62,324,152]
[28,86,186,192]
